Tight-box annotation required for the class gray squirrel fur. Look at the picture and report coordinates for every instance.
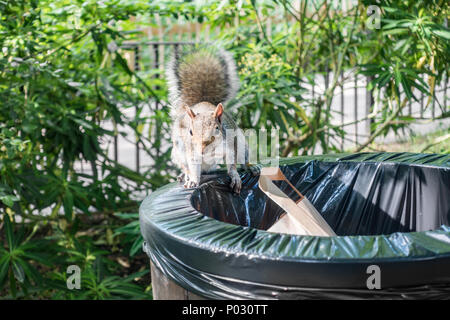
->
[166,45,240,112]
[166,45,253,193]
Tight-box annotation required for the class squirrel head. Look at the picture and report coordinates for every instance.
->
[183,103,224,155]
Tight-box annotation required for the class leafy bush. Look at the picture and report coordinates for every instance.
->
[207,0,449,155]
[0,0,166,298]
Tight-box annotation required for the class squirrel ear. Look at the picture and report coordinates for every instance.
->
[183,105,196,119]
[214,103,223,121]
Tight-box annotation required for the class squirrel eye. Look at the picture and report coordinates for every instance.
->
[215,126,219,130]
[189,129,193,136]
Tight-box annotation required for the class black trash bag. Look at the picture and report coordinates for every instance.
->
[140,153,450,299]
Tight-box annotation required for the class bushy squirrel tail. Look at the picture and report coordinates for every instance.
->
[165,45,240,113]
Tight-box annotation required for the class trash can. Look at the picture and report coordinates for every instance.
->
[139,152,450,299]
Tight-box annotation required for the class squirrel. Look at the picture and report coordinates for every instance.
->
[166,45,254,194]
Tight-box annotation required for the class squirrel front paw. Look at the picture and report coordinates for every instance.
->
[177,172,186,183]
[229,173,242,194]
[183,174,200,189]
[183,180,198,189]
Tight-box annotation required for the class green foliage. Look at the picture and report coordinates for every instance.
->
[210,0,449,155]
[47,236,151,300]
[0,0,162,299]
[0,217,53,298]
[0,214,151,299]
[114,213,144,257]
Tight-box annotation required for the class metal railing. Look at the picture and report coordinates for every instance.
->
[106,41,448,173]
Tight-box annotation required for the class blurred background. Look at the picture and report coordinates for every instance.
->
[0,0,448,299]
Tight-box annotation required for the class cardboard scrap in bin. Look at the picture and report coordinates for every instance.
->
[258,167,336,237]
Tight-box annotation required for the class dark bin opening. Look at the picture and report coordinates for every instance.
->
[192,157,449,236]
[140,153,450,299]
